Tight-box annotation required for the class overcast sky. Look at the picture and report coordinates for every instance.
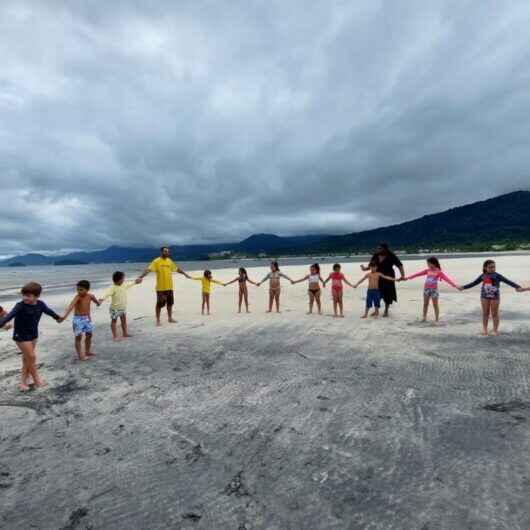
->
[1,1,529,256]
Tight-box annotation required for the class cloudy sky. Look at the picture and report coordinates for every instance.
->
[1,1,529,256]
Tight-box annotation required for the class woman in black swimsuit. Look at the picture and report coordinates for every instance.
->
[361,243,405,317]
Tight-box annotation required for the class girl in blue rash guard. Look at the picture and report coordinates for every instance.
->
[460,260,523,336]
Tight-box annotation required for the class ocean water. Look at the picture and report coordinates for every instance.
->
[0,256,355,302]
[1,252,528,303]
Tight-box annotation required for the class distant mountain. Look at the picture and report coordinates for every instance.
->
[313,190,530,253]
[1,191,529,266]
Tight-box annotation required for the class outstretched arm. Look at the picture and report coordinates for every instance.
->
[322,274,332,287]
[279,272,293,283]
[291,275,309,285]
[91,294,101,307]
[137,267,151,280]
[0,304,20,328]
[62,296,79,319]
[438,271,459,289]
[404,269,428,281]
[461,274,483,290]
[379,273,397,282]
[41,302,62,322]
[497,273,521,290]
[342,275,354,288]
[353,275,368,288]
[177,267,191,279]
[225,277,239,286]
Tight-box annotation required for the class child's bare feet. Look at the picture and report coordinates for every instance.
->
[156,320,162,327]
[361,314,368,319]
[123,334,132,338]
[339,314,344,318]
[168,318,177,324]
[481,330,489,336]
[19,383,30,392]
[86,351,96,357]
[113,337,122,342]
[492,330,500,336]
[35,379,47,388]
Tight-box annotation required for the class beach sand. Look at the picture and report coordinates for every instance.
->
[1,256,529,529]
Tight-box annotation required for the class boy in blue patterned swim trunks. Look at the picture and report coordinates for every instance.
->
[62,280,100,361]
[354,261,398,318]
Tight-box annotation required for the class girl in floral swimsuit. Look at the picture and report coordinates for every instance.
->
[403,256,459,323]
[460,259,523,335]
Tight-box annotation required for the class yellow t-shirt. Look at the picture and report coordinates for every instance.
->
[148,257,179,291]
[102,282,136,310]
[192,276,223,294]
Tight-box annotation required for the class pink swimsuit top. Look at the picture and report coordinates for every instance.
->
[330,272,345,289]
[405,268,457,290]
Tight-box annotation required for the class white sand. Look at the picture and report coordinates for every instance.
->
[1,256,529,529]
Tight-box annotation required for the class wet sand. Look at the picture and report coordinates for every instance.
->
[1,256,529,529]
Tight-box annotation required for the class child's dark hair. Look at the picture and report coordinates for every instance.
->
[333,263,341,271]
[271,261,280,272]
[77,280,90,290]
[113,271,125,284]
[239,267,248,278]
[160,246,169,252]
[483,259,495,273]
[204,269,212,278]
[427,256,441,269]
[369,259,378,268]
[311,263,320,274]
[21,282,42,297]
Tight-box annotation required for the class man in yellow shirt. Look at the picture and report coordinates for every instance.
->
[137,247,190,326]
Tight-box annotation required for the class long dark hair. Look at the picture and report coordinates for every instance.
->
[311,263,320,274]
[271,261,280,272]
[377,242,393,257]
[427,256,441,270]
[483,260,495,273]
[239,267,248,279]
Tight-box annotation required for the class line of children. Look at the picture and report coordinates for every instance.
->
[1,258,528,393]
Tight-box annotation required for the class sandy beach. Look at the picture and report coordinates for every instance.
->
[1,255,529,529]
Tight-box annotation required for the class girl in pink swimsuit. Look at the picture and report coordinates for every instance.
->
[403,256,459,322]
[323,264,354,317]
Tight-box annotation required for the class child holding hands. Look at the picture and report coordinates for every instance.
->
[354,261,397,318]
[191,270,225,315]
[225,268,257,313]
[323,263,354,317]
[292,263,325,315]
[99,271,142,341]
[62,280,100,360]
[402,256,459,322]
[0,282,63,391]
[460,260,523,336]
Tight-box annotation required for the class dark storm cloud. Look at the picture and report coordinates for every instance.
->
[1,0,529,256]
